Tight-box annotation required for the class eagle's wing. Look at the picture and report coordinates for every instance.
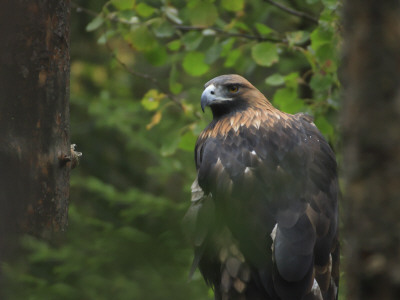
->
[184,178,257,298]
[183,178,215,279]
[188,114,338,299]
[267,115,339,299]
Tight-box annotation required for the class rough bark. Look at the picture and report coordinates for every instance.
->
[0,0,71,258]
[342,1,400,299]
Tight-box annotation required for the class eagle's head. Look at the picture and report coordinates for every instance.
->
[200,74,271,118]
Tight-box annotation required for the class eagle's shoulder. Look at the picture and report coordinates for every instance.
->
[295,112,314,124]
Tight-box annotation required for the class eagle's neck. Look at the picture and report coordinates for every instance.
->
[200,106,289,141]
[210,101,249,120]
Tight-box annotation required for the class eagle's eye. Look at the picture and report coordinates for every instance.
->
[228,85,239,93]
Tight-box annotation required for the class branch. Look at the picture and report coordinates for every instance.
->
[105,43,184,110]
[72,2,287,44]
[71,2,97,17]
[175,25,286,43]
[72,2,184,109]
[72,2,139,25]
[264,0,319,24]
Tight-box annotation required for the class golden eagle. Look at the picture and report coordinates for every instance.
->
[184,75,339,300]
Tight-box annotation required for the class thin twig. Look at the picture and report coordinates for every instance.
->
[175,25,286,43]
[71,2,98,17]
[105,43,184,110]
[264,0,319,24]
[72,2,138,25]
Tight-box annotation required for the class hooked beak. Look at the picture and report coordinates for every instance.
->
[201,84,215,112]
[200,84,232,112]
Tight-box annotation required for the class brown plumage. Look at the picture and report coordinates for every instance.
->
[184,74,339,300]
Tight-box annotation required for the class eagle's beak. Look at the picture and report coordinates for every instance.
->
[200,84,232,112]
[201,84,216,112]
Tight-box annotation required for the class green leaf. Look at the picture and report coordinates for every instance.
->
[224,49,241,67]
[182,52,209,77]
[255,23,273,36]
[315,115,334,139]
[284,72,300,88]
[251,42,279,67]
[141,89,165,111]
[310,27,333,51]
[321,0,338,9]
[182,32,204,51]
[178,130,197,152]
[319,6,339,24]
[86,15,104,32]
[221,0,244,12]
[117,10,136,21]
[286,31,310,46]
[163,6,182,25]
[167,40,181,51]
[127,26,157,50]
[309,73,333,92]
[152,19,175,38]
[205,43,222,64]
[234,22,250,31]
[273,88,304,113]
[187,1,218,27]
[265,74,285,86]
[111,0,135,10]
[144,45,167,66]
[136,3,156,17]
[161,135,181,156]
[169,65,182,94]
[220,38,236,57]
[315,44,336,64]
[97,30,116,44]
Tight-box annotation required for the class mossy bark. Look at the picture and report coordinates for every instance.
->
[0,0,71,260]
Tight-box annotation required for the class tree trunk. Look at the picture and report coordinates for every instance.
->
[0,0,71,259]
[342,1,400,299]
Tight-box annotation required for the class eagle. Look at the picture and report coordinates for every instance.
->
[184,75,339,300]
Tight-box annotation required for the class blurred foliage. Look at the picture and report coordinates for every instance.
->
[4,0,343,299]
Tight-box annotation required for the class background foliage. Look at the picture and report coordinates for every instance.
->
[4,0,341,299]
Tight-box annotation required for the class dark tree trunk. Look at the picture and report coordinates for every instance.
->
[342,1,400,299]
[0,0,71,262]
